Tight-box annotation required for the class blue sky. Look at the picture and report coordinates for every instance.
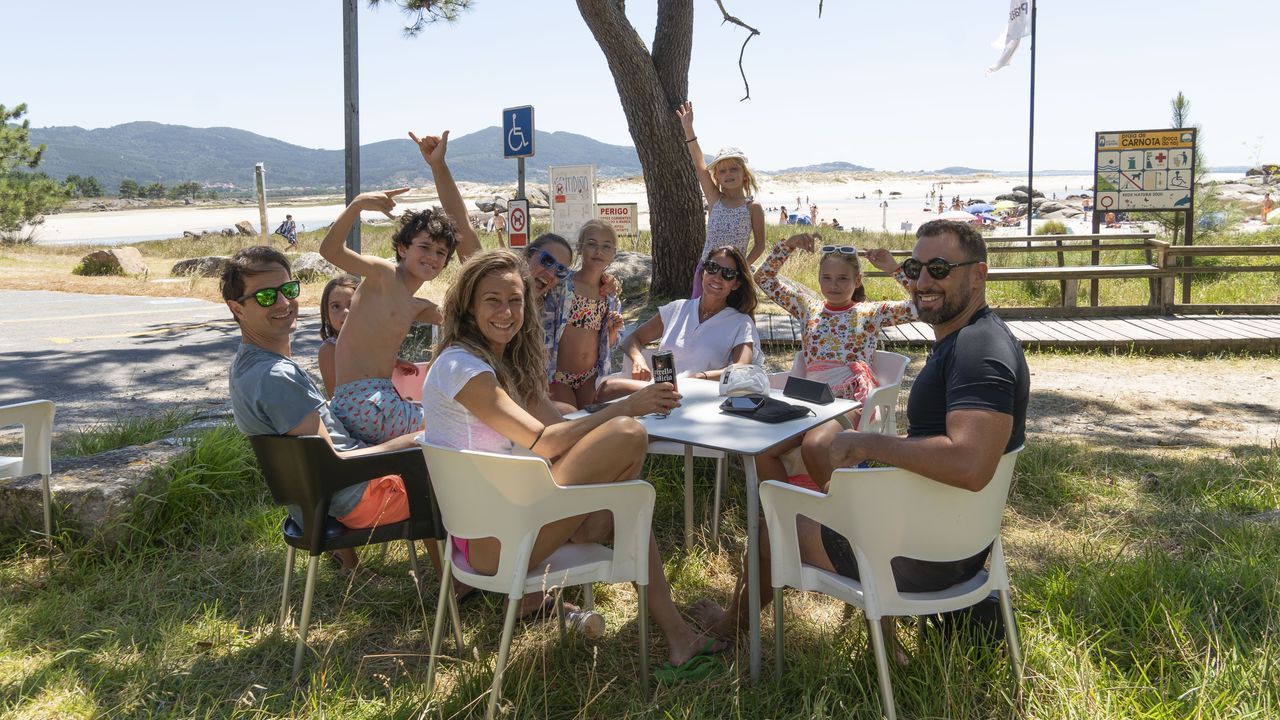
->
[9,0,1276,172]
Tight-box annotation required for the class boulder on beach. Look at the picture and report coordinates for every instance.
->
[527,187,551,209]
[234,220,255,236]
[996,191,1028,203]
[610,251,652,301]
[171,256,229,278]
[76,247,149,277]
[292,252,341,282]
[1013,185,1046,198]
[222,228,235,237]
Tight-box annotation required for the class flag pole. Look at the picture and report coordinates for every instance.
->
[1025,0,1037,237]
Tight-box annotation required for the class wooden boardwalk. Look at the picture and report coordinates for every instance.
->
[754,313,1280,354]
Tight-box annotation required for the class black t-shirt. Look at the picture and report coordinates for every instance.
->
[890,306,1028,591]
[907,306,1028,452]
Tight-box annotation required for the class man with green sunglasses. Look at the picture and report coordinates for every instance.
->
[222,246,429,574]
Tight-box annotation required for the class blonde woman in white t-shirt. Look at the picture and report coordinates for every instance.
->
[597,245,761,402]
[419,250,727,670]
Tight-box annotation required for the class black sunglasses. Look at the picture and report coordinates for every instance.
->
[240,280,301,307]
[531,248,570,279]
[702,259,740,281]
[900,257,981,280]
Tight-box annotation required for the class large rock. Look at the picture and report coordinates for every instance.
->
[291,252,341,282]
[610,251,652,301]
[996,191,1028,203]
[171,256,229,277]
[77,247,149,277]
[235,220,256,236]
[1012,185,1046,198]
[527,186,551,209]
[0,440,190,546]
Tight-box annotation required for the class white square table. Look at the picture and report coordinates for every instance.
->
[581,378,857,683]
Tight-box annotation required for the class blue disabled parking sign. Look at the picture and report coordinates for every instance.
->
[503,106,535,159]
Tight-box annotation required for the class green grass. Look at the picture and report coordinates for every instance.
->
[1,422,1278,718]
[55,409,200,458]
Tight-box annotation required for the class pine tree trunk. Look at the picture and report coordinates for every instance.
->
[577,0,705,299]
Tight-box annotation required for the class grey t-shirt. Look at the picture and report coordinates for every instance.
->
[229,342,367,522]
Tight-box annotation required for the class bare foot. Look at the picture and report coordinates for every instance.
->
[515,592,581,620]
[867,617,910,668]
[667,627,729,667]
[691,598,736,638]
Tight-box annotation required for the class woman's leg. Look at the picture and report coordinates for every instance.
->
[548,381,577,408]
[755,434,802,483]
[467,416,647,577]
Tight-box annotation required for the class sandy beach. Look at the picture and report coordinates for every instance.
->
[28,172,1249,247]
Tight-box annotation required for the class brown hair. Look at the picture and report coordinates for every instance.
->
[391,208,460,265]
[435,250,547,405]
[220,246,291,303]
[820,251,867,303]
[319,273,359,341]
[705,245,758,317]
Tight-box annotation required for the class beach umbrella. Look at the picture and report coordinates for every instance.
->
[993,200,1017,211]
[937,210,978,222]
[965,202,994,214]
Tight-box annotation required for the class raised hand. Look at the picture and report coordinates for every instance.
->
[865,248,899,272]
[408,130,450,167]
[600,273,619,298]
[784,232,818,253]
[354,188,410,219]
[675,101,695,135]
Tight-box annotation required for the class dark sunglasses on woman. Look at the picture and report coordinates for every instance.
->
[532,248,570,279]
[702,259,740,281]
[240,280,301,307]
[900,257,981,280]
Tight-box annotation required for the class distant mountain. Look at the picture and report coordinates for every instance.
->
[934,166,995,175]
[27,122,644,191]
[769,161,873,174]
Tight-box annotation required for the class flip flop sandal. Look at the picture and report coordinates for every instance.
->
[653,653,724,684]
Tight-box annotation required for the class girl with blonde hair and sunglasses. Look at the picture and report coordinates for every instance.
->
[750,233,914,490]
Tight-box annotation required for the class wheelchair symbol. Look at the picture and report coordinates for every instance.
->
[507,114,529,153]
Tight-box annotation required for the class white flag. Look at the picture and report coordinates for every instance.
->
[988,0,1032,74]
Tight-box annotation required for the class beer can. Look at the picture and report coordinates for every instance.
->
[651,350,676,389]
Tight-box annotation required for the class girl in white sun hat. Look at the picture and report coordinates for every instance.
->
[677,100,766,298]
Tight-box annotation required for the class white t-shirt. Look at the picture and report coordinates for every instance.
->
[417,346,513,455]
[657,299,763,374]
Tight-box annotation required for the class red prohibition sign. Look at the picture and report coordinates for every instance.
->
[1100,195,1114,209]
[510,207,526,232]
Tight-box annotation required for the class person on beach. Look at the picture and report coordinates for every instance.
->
[492,209,507,246]
[273,214,298,248]
[779,206,788,224]
[549,220,624,409]
[417,249,727,670]
[597,245,761,401]
[1263,192,1274,223]
[319,129,481,445]
[751,232,915,491]
[694,220,1028,664]
[677,101,765,296]
[223,247,425,575]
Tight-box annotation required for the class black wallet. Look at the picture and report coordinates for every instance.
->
[719,395,814,423]
[783,375,835,404]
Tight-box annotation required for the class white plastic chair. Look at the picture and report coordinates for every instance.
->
[420,442,656,719]
[613,348,729,547]
[0,400,56,542]
[760,447,1025,720]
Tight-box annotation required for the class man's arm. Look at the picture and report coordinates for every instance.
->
[319,190,410,277]
[409,130,482,262]
[829,409,1012,492]
[287,410,419,456]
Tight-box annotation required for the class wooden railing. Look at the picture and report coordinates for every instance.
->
[864,234,1280,318]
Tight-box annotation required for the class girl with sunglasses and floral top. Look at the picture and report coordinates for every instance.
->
[751,233,915,490]
[597,245,762,402]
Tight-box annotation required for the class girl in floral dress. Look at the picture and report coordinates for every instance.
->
[753,232,916,489]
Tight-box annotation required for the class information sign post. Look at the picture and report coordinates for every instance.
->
[503,106,535,201]
[507,199,529,248]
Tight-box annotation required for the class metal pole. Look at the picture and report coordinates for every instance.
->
[255,163,269,245]
[517,157,525,200]
[343,0,361,252]
[1025,0,1037,237]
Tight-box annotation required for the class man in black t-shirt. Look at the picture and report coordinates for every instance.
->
[691,221,1029,647]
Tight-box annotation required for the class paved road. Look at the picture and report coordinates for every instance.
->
[1,290,321,432]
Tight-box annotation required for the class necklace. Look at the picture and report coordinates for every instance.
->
[698,302,721,323]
